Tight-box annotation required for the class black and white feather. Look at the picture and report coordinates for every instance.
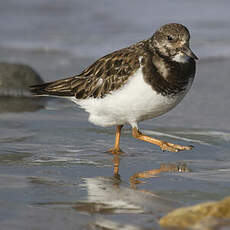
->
[31,23,197,128]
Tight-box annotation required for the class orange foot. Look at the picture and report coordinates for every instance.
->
[160,142,193,152]
[132,127,193,152]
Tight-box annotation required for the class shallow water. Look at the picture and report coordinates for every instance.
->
[0,1,230,229]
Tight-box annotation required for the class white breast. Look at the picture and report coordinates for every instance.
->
[172,52,190,63]
[71,67,192,127]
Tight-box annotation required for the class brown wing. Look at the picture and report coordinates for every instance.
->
[70,47,140,99]
[30,46,142,98]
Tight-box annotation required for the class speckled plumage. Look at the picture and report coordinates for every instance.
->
[30,23,198,153]
[30,24,196,99]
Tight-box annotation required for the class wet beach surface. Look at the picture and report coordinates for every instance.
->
[1,1,230,229]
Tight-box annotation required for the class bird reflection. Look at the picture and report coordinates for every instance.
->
[74,155,189,213]
[73,157,190,229]
[113,154,121,177]
[32,155,190,229]
[113,153,189,189]
[130,162,189,189]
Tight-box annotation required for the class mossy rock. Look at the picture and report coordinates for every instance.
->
[0,62,43,96]
[159,196,230,229]
[0,62,46,112]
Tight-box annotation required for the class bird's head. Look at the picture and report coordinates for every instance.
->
[149,23,198,63]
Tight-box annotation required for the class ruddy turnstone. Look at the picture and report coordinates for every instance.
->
[31,23,198,153]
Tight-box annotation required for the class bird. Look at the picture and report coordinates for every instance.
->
[30,23,198,154]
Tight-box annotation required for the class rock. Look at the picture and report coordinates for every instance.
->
[0,62,46,112]
[159,196,230,229]
[194,218,230,230]
[0,62,44,96]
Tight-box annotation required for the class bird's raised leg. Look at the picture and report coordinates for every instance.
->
[132,127,193,152]
[108,125,124,154]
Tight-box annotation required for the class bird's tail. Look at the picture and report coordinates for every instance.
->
[30,77,74,97]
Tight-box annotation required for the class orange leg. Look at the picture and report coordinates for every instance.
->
[113,154,120,176]
[132,127,193,152]
[130,163,189,189]
[108,125,123,154]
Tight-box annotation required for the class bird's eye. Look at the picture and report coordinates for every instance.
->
[167,35,173,41]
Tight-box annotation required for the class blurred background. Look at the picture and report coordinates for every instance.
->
[0,1,230,230]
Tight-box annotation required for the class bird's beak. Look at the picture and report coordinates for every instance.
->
[181,45,198,60]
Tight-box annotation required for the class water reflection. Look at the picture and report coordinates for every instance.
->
[92,218,152,230]
[73,159,189,229]
[31,159,189,216]
[30,155,190,229]
[113,153,189,184]
[75,157,190,214]
[130,162,190,189]
[0,96,46,113]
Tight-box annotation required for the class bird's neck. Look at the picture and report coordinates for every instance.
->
[141,50,194,96]
[151,52,171,80]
